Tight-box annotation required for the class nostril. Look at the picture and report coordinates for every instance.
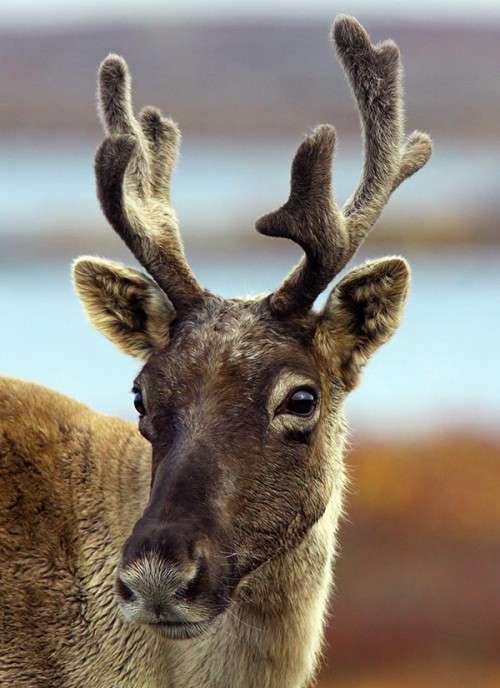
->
[116,576,136,603]
[182,561,206,601]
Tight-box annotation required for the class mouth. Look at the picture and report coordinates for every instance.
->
[149,618,214,640]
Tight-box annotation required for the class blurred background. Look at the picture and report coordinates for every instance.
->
[1,0,499,685]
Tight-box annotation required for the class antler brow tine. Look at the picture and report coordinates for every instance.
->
[95,54,205,314]
[256,15,432,316]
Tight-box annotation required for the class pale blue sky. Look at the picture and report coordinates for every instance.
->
[2,0,500,28]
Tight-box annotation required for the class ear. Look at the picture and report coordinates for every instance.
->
[314,257,410,390]
[72,256,175,359]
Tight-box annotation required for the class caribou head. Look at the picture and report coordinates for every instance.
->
[73,16,431,640]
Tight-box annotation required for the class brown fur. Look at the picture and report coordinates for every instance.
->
[256,15,431,316]
[0,376,343,688]
[0,15,431,688]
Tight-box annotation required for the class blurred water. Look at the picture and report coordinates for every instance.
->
[1,248,498,436]
[1,136,499,236]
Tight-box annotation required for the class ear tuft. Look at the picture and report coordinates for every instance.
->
[72,256,175,359]
[315,257,410,390]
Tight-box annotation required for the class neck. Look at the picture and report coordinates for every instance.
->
[167,467,345,688]
[92,422,345,688]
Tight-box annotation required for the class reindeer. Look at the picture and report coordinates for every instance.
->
[0,16,431,688]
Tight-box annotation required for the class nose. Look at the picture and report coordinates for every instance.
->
[116,575,194,623]
[115,523,210,622]
[116,554,200,616]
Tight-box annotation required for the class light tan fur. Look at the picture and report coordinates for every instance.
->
[0,377,344,688]
[0,14,431,688]
[315,257,410,390]
[73,257,175,358]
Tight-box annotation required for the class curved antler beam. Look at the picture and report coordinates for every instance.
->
[95,54,205,314]
[256,125,349,314]
[257,15,432,317]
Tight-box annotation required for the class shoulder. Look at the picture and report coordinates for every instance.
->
[0,375,91,422]
[0,376,145,538]
[0,375,139,469]
[0,374,132,428]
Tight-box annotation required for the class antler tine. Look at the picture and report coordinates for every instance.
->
[256,125,349,313]
[95,54,205,314]
[335,16,432,249]
[256,15,432,317]
[391,130,433,192]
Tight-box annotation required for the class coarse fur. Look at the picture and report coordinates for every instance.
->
[0,376,342,687]
[0,15,431,688]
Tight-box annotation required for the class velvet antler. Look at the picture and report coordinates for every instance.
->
[256,15,432,316]
[95,55,205,314]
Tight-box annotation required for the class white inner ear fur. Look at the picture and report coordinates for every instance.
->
[314,256,410,390]
[72,256,176,360]
[267,370,321,433]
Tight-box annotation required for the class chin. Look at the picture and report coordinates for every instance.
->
[150,618,215,640]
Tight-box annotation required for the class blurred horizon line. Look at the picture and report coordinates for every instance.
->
[3,12,500,35]
[2,19,499,140]
[3,1,500,32]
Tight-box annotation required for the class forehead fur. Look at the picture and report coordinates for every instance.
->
[139,297,320,390]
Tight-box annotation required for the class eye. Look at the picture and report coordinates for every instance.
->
[283,387,318,417]
[133,389,146,417]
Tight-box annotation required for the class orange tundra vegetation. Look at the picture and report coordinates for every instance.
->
[317,434,500,688]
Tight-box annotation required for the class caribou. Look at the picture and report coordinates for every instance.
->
[0,15,431,688]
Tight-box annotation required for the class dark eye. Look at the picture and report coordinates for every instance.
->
[133,389,146,417]
[284,387,317,417]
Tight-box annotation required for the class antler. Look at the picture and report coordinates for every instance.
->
[256,15,432,316]
[95,55,205,313]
